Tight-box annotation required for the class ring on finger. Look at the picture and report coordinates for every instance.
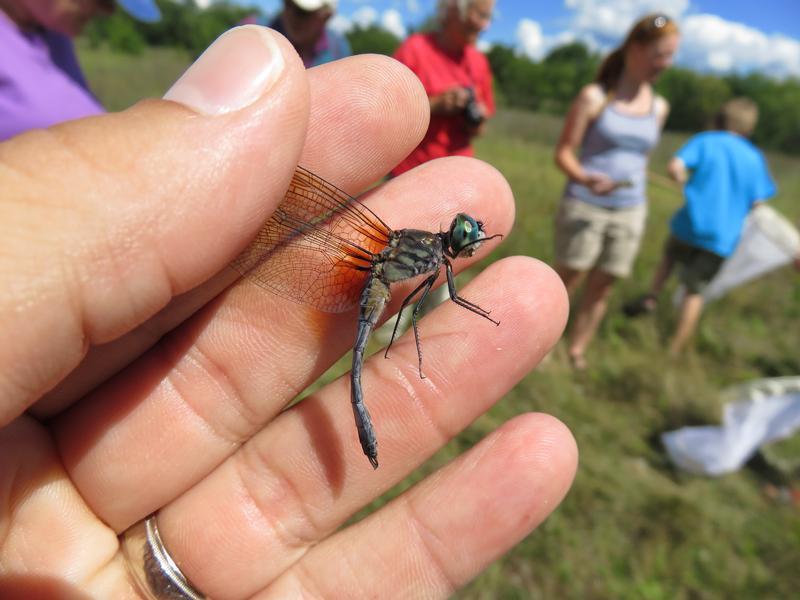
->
[121,513,205,600]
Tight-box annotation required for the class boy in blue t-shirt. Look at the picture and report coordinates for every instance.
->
[624,98,777,354]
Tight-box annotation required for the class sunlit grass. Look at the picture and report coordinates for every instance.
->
[77,40,191,110]
[458,110,800,599]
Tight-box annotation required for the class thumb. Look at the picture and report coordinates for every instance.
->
[0,26,309,424]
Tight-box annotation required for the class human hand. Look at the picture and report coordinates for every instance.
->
[464,99,490,133]
[0,26,576,599]
[583,172,618,195]
[430,86,471,116]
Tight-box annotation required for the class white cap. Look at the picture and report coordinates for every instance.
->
[291,0,337,10]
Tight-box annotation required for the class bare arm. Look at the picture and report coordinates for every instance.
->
[654,94,671,130]
[554,84,616,194]
[667,157,688,184]
[554,85,600,184]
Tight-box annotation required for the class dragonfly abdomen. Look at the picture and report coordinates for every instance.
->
[351,273,390,468]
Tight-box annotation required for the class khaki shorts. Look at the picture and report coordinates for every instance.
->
[554,197,647,278]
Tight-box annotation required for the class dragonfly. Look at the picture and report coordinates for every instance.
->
[231,166,501,469]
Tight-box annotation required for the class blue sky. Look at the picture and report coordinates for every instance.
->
[494,1,800,42]
[236,1,800,78]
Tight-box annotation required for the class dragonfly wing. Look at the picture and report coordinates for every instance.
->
[231,167,392,314]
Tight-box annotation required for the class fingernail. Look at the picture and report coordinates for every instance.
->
[164,25,285,116]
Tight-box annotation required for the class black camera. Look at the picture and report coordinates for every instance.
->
[463,87,484,126]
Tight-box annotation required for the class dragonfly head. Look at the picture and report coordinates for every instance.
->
[448,213,486,258]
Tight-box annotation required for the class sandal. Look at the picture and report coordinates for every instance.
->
[623,293,657,318]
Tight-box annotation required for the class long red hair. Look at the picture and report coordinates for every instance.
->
[595,14,680,91]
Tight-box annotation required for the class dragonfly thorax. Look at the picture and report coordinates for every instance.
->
[379,229,446,284]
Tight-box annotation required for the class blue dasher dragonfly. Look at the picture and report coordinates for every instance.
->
[231,167,501,469]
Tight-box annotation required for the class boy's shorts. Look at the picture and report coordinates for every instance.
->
[665,235,725,294]
[554,197,647,278]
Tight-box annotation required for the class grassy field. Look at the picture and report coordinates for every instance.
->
[465,112,800,599]
[77,41,192,110]
[78,44,800,599]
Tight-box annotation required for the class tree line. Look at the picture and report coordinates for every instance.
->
[85,0,800,155]
[486,41,800,155]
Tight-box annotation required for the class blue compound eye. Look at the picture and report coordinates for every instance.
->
[449,213,485,256]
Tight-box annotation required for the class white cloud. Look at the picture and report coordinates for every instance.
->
[564,0,689,41]
[328,6,408,40]
[352,6,379,29]
[549,0,800,78]
[549,29,580,51]
[679,14,800,78]
[382,8,407,39]
[516,19,546,60]
[328,13,353,35]
[515,19,581,61]
[514,0,688,62]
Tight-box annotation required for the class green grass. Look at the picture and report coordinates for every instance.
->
[76,40,191,110]
[462,111,800,599]
[78,46,800,599]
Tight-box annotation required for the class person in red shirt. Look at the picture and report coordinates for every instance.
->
[391,0,495,176]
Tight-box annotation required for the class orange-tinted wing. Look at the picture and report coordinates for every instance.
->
[231,167,393,313]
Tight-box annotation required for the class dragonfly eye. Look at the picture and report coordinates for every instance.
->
[449,213,486,257]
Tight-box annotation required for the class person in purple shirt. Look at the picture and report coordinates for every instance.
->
[0,0,160,141]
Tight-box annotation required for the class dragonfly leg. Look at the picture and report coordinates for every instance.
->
[409,273,438,379]
[445,260,500,325]
[384,273,437,360]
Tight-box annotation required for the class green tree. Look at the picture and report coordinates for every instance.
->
[134,0,190,47]
[726,73,800,153]
[87,0,250,57]
[543,42,598,111]
[346,25,401,56]
[544,42,592,66]
[486,44,516,84]
[84,12,145,54]
[656,68,732,131]
[500,56,546,111]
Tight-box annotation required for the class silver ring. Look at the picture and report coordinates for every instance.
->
[121,514,206,600]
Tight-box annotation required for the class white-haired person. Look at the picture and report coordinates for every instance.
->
[553,14,680,369]
[390,0,495,177]
[0,0,160,141]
